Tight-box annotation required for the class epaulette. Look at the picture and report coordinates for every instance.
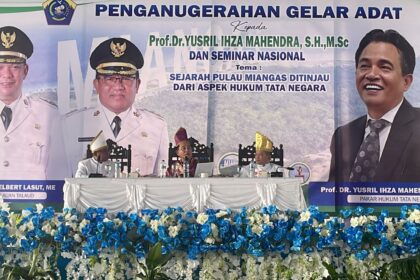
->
[64,107,93,117]
[38,97,58,108]
[138,107,165,120]
[25,96,58,109]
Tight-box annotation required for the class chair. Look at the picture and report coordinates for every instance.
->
[80,137,132,173]
[106,139,132,173]
[168,137,214,167]
[238,142,284,167]
[78,137,94,159]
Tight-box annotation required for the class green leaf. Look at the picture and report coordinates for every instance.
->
[388,254,420,280]
[136,242,172,280]
[146,242,163,269]
[154,272,172,280]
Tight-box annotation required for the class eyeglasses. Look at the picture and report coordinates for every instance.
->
[98,75,136,85]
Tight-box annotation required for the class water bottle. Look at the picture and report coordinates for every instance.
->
[114,161,121,178]
[183,157,190,178]
[171,163,176,178]
[249,159,255,178]
[159,160,167,178]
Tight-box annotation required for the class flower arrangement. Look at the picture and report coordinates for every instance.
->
[0,198,418,279]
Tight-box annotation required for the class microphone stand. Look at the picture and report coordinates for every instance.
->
[89,155,104,178]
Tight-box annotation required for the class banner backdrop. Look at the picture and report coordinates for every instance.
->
[1,0,420,183]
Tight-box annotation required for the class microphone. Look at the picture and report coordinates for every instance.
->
[96,155,101,174]
[89,155,104,178]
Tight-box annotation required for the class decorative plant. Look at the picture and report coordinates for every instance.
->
[137,242,172,280]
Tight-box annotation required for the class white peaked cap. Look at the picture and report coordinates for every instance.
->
[90,130,108,153]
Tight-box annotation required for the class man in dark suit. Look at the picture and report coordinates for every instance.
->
[329,29,420,182]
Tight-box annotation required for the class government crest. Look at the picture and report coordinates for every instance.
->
[1,32,16,49]
[43,0,76,25]
[110,41,126,58]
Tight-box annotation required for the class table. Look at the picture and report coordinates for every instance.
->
[63,177,306,213]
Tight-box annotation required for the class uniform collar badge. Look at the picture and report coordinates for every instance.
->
[93,110,100,116]
[133,110,140,117]
[23,98,29,106]
[141,131,148,137]
[35,123,41,129]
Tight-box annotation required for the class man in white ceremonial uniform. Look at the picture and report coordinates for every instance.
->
[64,37,168,176]
[75,130,115,178]
[0,26,68,179]
[240,132,285,178]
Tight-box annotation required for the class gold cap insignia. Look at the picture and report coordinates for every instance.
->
[141,131,148,137]
[93,110,100,116]
[1,31,16,49]
[110,41,126,58]
[255,132,273,152]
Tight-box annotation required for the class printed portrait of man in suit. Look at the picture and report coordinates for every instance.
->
[329,29,420,182]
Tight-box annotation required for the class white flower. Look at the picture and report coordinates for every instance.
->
[18,224,27,232]
[150,219,159,232]
[78,219,89,231]
[216,211,228,218]
[61,252,75,259]
[251,224,263,235]
[360,216,368,225]
[322,256,331,265]
[367,215,377,222]
[93,262,104,274]
[300,211,311,222]
[36,203,44,213]
[263,214,271,224]
[44,250,53,258]
[66,221,78,231]
[22,209,31,217]
[196,213,208,225]
[42,223,52,234]
[0,196,10,212]
[205,237,215,244]
[277,213,288,221]
[168,225,179,238]
[350,217,359,227]
[407,209,420,223]
[320,228,329,237]
[211,223,219,238]
[384,217,393,224]
[350,216,368,227]
[74,234,82,243]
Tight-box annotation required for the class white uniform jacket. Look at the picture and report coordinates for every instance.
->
[64,105,169,177]
[75,158,115,178]
[0,96,69,180]
[239,162,285,178]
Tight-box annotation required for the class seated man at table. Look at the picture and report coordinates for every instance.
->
[75,131,115,178]
[239,132,283,177]
[167,127,198,177]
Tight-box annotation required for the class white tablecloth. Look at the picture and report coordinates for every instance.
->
[63,177,306,213]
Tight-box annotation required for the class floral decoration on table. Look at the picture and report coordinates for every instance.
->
[0,197,418,279]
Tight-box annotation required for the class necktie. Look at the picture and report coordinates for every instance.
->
[349,119,389,182]
[1,106,12,131]
[111,116,121,138]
